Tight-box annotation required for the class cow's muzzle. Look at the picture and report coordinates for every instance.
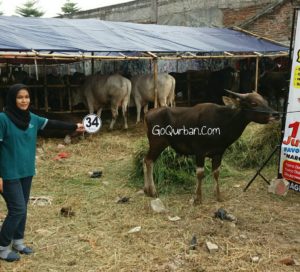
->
[268,111,280,122]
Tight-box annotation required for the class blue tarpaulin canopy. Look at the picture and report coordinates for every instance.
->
[0,16,288,54]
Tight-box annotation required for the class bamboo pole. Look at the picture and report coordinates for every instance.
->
[157,53,288,60]
[34,58,39,109]
[153,58,158,108]
[43,63,48,112]
[67,64,72,112]
[91,52,95,75]
[0,51,288,62]
[232,26,288,47]
[255,56,259,92]
[187,72,191,106]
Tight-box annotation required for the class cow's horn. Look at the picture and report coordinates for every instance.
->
[224,89,247,99]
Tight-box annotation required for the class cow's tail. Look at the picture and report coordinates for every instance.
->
[122,79,132,114]
[169,76,176,107]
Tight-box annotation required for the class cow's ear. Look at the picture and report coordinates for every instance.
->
[222,96,240,108]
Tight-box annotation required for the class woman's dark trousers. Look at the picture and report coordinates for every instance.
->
[0,176,32,247]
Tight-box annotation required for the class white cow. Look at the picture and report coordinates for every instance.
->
[73,74,131,129]
[131,73,176,123]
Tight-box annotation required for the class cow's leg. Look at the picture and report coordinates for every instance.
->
[86,97,94,115]
[143,138,168,197]
[121,100,128,129]
[134,96,142,123]
[158,97,167,107]
[143,104,149,115]
[96,108,103,117]
[143,158,156,197]
[212,155,223,202]
[193,155,205,204]
[278,96,284,112]
[109,105,118,130]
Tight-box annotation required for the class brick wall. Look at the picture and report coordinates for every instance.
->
[244,1,292,44]
[223,4,266,26]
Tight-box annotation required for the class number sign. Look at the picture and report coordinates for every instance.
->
[83,114,102,133]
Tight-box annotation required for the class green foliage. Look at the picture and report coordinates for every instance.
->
[130,138,232,194]
[130,139,195,194]
[60,0,81,16]
[15,0,44,17]
[0,1,3,16]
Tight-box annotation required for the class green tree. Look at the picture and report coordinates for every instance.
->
[16,0,44,17]
[60,0,81,16]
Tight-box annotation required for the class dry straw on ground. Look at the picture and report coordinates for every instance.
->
[0,121,299,272]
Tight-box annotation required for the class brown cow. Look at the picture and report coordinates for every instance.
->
[143,91,278,203]
[258,71,289,110]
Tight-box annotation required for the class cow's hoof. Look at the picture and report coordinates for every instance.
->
[143,187,157,197]
[216,193,224,202]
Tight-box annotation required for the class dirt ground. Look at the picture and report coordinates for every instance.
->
[0,121,299,272]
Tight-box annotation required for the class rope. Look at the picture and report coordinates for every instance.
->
[243,109,300,115]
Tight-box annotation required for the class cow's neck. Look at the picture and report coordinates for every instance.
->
[221,107,250,143]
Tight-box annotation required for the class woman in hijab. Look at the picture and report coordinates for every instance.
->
[0,84,85,262]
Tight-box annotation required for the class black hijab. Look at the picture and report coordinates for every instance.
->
[4,83,31,130]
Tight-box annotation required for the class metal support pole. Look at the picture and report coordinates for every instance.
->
[244,145,280,191]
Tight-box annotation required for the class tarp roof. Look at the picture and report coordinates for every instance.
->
[0,16,288,54]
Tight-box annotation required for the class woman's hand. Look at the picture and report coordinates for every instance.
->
[76,123,85,132]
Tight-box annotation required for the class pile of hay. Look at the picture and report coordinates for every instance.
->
[224,121,281,168]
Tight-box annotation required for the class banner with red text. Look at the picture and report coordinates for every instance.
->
[280,11,300,192]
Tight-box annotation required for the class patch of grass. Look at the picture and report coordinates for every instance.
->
[63,178,100,186]
[130,139,195,194]
[129,138,235,194]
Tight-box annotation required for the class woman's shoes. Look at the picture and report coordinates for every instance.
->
[3,251,20,262]
[0,240,33,262]
[12,239,34,255]
[0,247,20,262]
[13,246,33,255]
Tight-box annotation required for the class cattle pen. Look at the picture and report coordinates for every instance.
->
[0,16,289,113]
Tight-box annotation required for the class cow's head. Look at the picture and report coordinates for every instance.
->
[223,90,279,124]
